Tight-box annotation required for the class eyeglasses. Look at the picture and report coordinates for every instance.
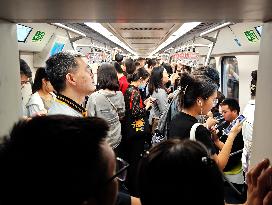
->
[107,157,129,183]
[21,80,30,85]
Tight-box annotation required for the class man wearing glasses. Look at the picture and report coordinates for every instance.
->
[0,115,140,205]
[20,59,32,116]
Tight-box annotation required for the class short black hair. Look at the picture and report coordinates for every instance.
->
[45,52,82,93]
[138,139,224,205]
[135,61,141,67]
[138,57,145,61]
[220,98,240,113]
[250,70,257,97]
[113,62,124,74]
[127,67,150,83]
[125,58,136,75]
[0,115,109,205]
[115,53,123,63]
[32,67,49,93]
[162,63,173,75]
[97,63,119,91]
[148,66,166,95]
[147,58,157,68]
[20,59,32,78]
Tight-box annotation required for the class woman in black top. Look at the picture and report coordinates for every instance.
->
[123,67,152,195]
[169,73,242,170]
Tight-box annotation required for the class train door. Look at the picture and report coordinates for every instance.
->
[221,56,239,101]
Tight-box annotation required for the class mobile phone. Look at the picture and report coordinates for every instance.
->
[223,114,246,135]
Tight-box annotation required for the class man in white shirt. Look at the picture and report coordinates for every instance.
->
[46,52,95,117]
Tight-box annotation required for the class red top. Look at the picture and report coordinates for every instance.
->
[119,75,129,95]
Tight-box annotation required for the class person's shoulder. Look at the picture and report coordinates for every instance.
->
[88,91,100,101]
[116,90,124,96]
[196,124,209,132]
[171,112,185,122]
[26,92,42,106]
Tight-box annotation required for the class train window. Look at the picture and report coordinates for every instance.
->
[221,56,239,100]
[16,24,32,43]
[208,57,216,69]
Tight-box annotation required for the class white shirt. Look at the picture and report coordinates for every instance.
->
[242,99,255,173]
[48,100,83,117]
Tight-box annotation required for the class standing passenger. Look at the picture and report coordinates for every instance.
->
[242,70,257,174]
[148,67,169,133]
[87,63,125,151]
[45,52,95,117]
[0,115,118,205]
[19,59,32,116]
[26,67,55,117]
[124,67,152,195]
[114,62,129,95]
[169,73,242,171]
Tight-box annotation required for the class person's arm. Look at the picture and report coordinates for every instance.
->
[131,197,141,205]
[244,158,272,205]
[212,121,242,170]
[118,92,126,120]
[27,104,47,117]
[156,89,168,116]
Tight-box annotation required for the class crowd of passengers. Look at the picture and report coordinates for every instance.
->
[0,51,270,205]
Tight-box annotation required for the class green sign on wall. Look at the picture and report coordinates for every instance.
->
[32,31,45,42]
[244,30,259,43]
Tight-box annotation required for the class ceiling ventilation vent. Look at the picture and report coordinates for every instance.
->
[120,27,163,31]
[125,37,161,39]
[131,43,155,44]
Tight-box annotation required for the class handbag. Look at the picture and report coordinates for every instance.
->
[98,91,124,120]
[151,90,180,146]
[126,90,149,137]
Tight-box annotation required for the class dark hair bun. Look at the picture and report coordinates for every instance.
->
[179,73,195,88]
[115,53,123,62]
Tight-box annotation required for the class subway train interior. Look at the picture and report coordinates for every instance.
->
[0,0,272,204]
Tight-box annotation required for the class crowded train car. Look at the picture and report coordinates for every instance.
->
[0,1,272,205]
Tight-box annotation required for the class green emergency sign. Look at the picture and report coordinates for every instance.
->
[244,30,259,43]
[32,31,45,42]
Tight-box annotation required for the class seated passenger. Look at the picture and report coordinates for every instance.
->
[0,115,141,205]
[26,67,55,117]
[215,98,245,203]
[137,139,272,205]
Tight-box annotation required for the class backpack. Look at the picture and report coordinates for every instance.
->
[151,90,180,145]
